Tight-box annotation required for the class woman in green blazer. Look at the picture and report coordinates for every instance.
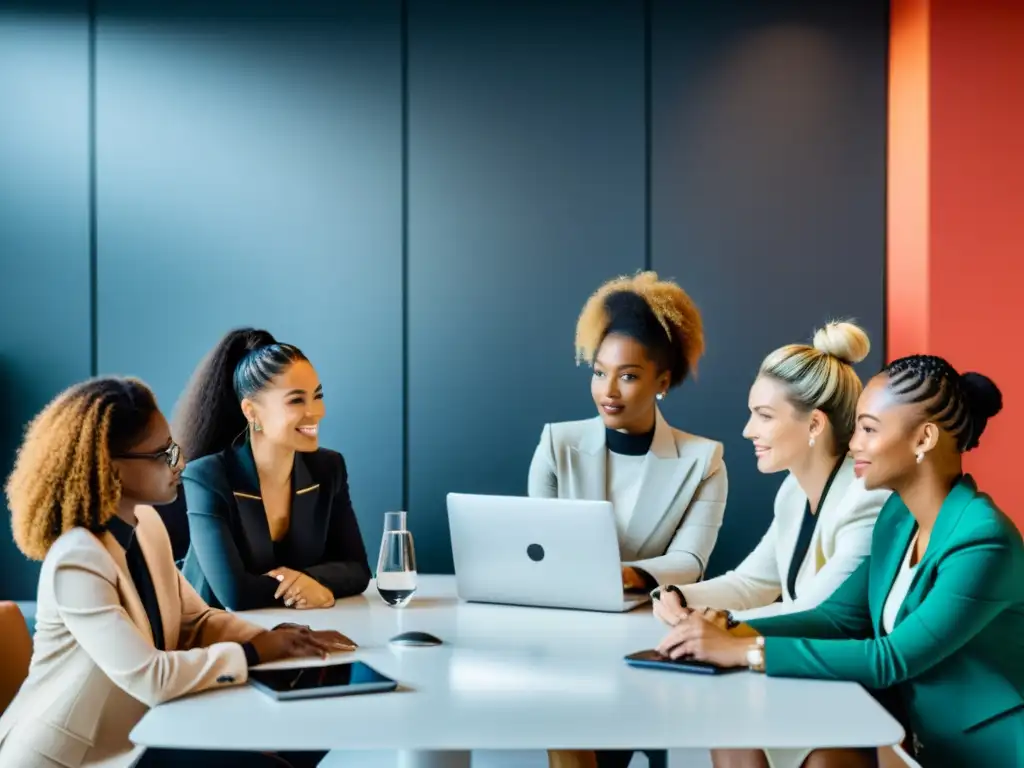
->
[655,354,1022,768]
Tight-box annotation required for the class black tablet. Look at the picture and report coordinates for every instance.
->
[624,649,739,675]
[248,661,398,701]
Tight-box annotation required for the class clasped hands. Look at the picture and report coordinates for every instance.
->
[265,567,335,610]
[651,588,753,668]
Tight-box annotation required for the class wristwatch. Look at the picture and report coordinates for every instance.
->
[746,636,766,673]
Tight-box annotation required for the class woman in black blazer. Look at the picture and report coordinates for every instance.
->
[175,328,371,611]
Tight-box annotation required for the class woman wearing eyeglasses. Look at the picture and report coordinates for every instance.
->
[0,377,354,768]
[176,328,371,611]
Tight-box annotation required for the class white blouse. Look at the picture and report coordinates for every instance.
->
[606,452,645,539]
[882,531,920,634]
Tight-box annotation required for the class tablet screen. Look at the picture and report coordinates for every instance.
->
[249,661,394,693]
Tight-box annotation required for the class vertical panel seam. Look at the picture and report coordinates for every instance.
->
[401,0,410,514]
[644,0,652,272]
[880,0,890,363]
[88,0,98,376]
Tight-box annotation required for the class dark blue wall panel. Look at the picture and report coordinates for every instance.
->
[0,1,890,596]
[407,0,646,572]
[651,0,889,575]
[0,5,91,599]
[94,1,404,562]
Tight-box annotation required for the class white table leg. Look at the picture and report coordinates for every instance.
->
[397,750,471,768]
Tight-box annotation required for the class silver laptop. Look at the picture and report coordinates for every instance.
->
[447,493,651,613]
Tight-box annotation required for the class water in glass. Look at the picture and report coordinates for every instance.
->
[376,511,418,608]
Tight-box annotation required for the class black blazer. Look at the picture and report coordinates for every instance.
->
[180,442,371,610]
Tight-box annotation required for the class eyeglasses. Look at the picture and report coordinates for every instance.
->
[114,441,181,468]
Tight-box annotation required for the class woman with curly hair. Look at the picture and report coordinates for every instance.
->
[176,328,371,611]
[0,377,353,768]
[529,271,727,592]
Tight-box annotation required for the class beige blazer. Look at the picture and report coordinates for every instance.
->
[0,506,263,768]
[528,408,727,586]
[678,457,890,621]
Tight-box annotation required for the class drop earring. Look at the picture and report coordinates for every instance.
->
[915,450,924,464]
[252,421,262,433]
[808,436,816,448]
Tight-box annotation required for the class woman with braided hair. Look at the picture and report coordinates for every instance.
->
[529,271,727,592]
[176,328,371,611]
[655,355,1023,768]
[0,377,352,768]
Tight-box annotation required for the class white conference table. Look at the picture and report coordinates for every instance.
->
[131,576,903,767]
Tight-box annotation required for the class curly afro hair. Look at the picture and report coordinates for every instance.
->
[6,377,158,560]
[575,271,705,388]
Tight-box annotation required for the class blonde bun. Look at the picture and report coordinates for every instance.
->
[812,321,870,365]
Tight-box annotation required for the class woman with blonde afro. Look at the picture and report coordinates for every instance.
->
[528,271,728,592]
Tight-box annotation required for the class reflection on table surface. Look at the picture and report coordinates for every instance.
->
[130,576,904,753]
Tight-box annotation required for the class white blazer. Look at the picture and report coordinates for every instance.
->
[528,407,728,586]
[677,457,889,620]
[0,506,263,768]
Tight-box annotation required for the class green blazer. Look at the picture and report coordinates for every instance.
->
[747,475,1024,767]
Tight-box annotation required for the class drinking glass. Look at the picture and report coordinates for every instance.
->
[376,511,418,608]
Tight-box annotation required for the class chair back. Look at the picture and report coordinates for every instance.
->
[0,601,32,715]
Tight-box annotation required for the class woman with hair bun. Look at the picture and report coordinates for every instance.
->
[653,321,891,624]
[177,328,371,611]
[656,355,1024,768]
[528,271,727,591]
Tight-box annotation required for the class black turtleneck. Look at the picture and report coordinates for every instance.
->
[605,424,655,456]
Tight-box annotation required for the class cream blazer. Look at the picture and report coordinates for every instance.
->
[0,506,263,768]
[528,408,727,586]
[678,457,890,621]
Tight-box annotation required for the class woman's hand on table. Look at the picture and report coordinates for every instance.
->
[652,588,691,626]
[655,613,751,668]
[249,625,357,664]
[621,567,647,591]
[692,607,731,631]
[267,567,336,609]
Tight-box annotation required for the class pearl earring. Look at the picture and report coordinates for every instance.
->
[808,436,816,448]
[916,450,924,464]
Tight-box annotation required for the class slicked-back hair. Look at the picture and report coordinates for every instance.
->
[171,328,308,462]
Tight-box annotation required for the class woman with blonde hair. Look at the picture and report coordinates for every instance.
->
[653,321,891,625]
[529,271,727,592]
[559,322,891,768]
[655,354,1021,767]
[0,377,353,768]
